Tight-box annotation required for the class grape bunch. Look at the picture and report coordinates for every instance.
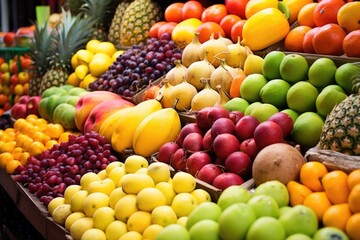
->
[13,132,119,206]
[0,113,14,130]
[89,33,182,97]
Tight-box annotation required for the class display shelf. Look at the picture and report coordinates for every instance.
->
[46,217,71,240]
[0,168,18,203]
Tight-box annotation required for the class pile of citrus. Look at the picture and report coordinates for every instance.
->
[0,114,79,174]
[287,162,360,240]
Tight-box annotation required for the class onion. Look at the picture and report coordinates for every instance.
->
[209,59,236,95]
[225,36,248,69]
[217,33,233,46]
[199,33,229,67]
[155,79,174,108]
[170,77,198,111]
[191,78,221,111]
[166,60,187,86]
[181,32,202,68]
[186,52,215,91]
[215,84,231,107]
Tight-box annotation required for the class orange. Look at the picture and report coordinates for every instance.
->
[346,213,360,240]
[66,72,81,87]
[303,191,332,221]
[28,141,46,157]
[343,30,360,58]
[300,161,328,191]
[44,123,65,139]
[12,147,23,161]
[229,69,247,98]
[322,203,352,231]
[284,25,312,52]
[58,132,72,143]
[45,140,58,150]
[313,0,345,27]
[298,2,318,27]
[165,2,184,23]
[0,94,9,106]
[348,184,360,213]
[22,137,34,152]
[287,180,313,206]
[5,160,22,174]
[322,170,350,204]
[282,0,314,24]
[312,23,347,56]
[25,114,39,124]
[0,152,14,169]
[19,152,30,165]
[348,169,360,190]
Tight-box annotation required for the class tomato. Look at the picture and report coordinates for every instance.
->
[230,19,246,43]
[201,4,227,24]
[225,0,249,19]
[149,21,167,38]
[182,1,204,20]
[165,2,184,23]
[195,22,225,43]
[220,14,242,39]
[157,22,177,39]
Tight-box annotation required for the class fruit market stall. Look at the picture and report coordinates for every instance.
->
[1,0,360,239]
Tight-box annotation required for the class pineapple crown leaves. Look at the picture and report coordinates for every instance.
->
[79,0,114,27]
[351,62,360,94]
[48,8,96,71]
[64,0,86,15]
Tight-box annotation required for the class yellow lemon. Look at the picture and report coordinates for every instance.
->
[89,55,112,77]
[136,187,166,212]
[76,49,93,64]
[172,171,196,193]
[75,64,89,80]
[126,211,152,234]
[71,53,80,69]
[86,39,101,53]
[79,74,97,89]
[95,42,116,56]
[67,72,81,87]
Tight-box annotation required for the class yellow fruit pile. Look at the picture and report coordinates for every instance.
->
[0,114,79,174]
[68,40,123,89]
[287,162,360,240]
[49,155,211,240]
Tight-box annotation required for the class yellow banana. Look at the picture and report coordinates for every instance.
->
[98,107,134,143]
[111,99,162,153]
[133,107,181,157]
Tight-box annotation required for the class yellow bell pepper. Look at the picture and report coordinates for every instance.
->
[245,0,279,19]
[241,8,290,51]
[171,18,202,47]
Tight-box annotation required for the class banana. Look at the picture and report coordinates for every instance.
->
[111,99,162,153]
[98,107,134,143]
[133,107,181,157]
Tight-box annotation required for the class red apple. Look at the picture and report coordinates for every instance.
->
[202,129,213,152]
[17,95,30,104]
[195,107,212,131]
[3,32,15,47]
[26,96,42,116]
[213,133,240,160]
[182,132,203,152]
[253,121,284,149]
[11,103,27,119]
[211,117,235,139]
[225,0,249,19]
[268,112,294,137]
[207,106,230,126]
[224,151,252,179]
[229,110,244,124]
[196,163,223,185]
[176,123,203,146]
[171,148,187,171]
[157,142,180,164]
[213,172,244,190]
[186,151,212,176]
[10,74,18,85]
[235,115,260,141]
[240,138,260,160]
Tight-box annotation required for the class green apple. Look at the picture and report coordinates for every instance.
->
[260,79,291,109]
[246,217,286,240]
[66,95,81,106]
[335,62,360,94]
[60,104,76,130]
[240,73,268,103]
[38,97,50,120]
[291,112,324,148]
[218,203,256,240]
[316,85,348,117]
[42,86,67,98]
[92,206,115,231]
[52,103,72,125]
[280,54,309,83]
[250,103,279,123]
[262,50,286,80]
[217,185,252,211]
[253,180,289,207]
[308,58,337,88]
[244,102,262,115]
[286,81,319,113]
[156,224,191,240]
[68,86,89,96]
[312,227,349,240]
[247,195,280,218]
[186,202,222,230]
[83,192,110,217]
[281,109,299,123]
[59,84,74,92]
[279,206,292,217]
[279,205,318,236]
[189,220,219,240]
[286,233,313,240]
[223,97,249,114]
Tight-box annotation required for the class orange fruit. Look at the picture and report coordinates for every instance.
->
[298,2,318,27]
[67,72,81,87]
[343,30,360,58]
[284,25,312,52]
[348,169,360,190]
[302,27,320,53]
[313,0,345,27]
[5,160,22,174]
[0,94,9,106]
[14,84,24,96]
[322,170,350,204]
[312,23,347,56]
[19,152,30,165]
[348,184,360,213]
[12,147,23,161]
[25,114,39,124]
[0,152,14,168]
[165,2,184,23]
[346,213,360,240]
[28,141,46,157]
[287,180,313,206]
[322,203,352,231]
[282,0,314,24]
[58,132,72,143]
[300,161,328,192]
[45,140,58,150]
[303,191,332,221]
[44,123,65,139]
[182,0,203,20]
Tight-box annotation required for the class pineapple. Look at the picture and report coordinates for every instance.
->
[108,0,133,46]
[319,63,360,156]
[119,0,162,46]
[27,22,56,96]
[40,9,95,95]
[64,0,85,15]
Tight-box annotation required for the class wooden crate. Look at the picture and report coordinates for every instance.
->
[0,168,18,203]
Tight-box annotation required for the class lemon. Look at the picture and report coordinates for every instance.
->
[118,231,142,240]
[136,187,166,212]
[52,204,72,225]
[79,74,97,89]
[70,217,94,240]
[88,56,112,77]
[151,205,178,227]
[93,206,115,231]
[86,39,101,53]
[95,41,116,56]
[77,49,93,64]
[156,182,176,206]
[147,162,171,184]
[171,193,198,218]
[81,228,106,240]
[109,188,127,209]
[67,72,81,87]
[105,220,128,240]
[70,190,88,212]
[143,224,164,240]
[122,173,155,194]
[114,194,138,222]
[65,212,86,231]
[124,155,149,173]
[177,216,188,227]
[75,64,89,80]
[80,172,101,190]
[172,171,196,193]
[108,166,126,187]
[127,211,152,234]
[191,189,212,204]
[48,197,65,215]
[105,161,123,175]
[71,53,80,69]
[112,50,124,62]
